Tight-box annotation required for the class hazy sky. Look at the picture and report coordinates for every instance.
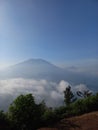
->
[0,0,98,67]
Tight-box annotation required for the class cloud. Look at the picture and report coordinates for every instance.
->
[57,80,70,93]
[75,84,89,92]
[61,59,98,77]
[0,78,91,111]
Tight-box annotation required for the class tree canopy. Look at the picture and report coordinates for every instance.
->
[8,94,44,130]
[64,86,77,106]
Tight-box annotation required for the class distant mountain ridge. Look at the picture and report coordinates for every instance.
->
[0,58,64,80]
[0,58,98,91]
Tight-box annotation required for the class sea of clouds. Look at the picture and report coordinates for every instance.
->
[0,78,90,111]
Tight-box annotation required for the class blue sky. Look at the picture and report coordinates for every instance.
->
[0,0,98,68]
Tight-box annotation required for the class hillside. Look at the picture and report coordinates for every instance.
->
[0,58,98,91]
[38,111,98,130]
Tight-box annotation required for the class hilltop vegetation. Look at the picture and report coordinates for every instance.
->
[0,87,98,130]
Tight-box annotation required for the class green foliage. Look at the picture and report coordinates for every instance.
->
[68,93,98,116]
[8,94,44,130]
[54,106,67,119]
[64,86,77,106]
[42,108,57,126]
[0,110,6,121]
[0,110,10,130]
[69,99,85,115]
[0,91,98,129]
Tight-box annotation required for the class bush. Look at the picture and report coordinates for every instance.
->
[42,108,57,126]
[0,110,10,130]
[8,94,45,130]
[68,93,98,116]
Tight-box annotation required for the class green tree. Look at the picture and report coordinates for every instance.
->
[42,108,57,126]
[8,94,43,130]
[64,86,77,106]
[0,110,10,130]
[68,93,98,116]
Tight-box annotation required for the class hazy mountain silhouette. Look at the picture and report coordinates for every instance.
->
[0,59,97,91]
[0,59,65,80]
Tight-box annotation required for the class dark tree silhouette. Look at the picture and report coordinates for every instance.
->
[8,94,44,130]
[64,86,77,106]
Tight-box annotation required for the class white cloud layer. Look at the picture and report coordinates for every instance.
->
[0,78,90,111]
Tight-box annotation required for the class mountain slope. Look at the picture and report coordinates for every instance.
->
[39,111,98,130]
[0,59,65,80]
[56,111,98,130]
[0,59,98,91]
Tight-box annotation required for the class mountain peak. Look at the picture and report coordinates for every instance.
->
[26,58,50,63]
[19,58,54,67]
